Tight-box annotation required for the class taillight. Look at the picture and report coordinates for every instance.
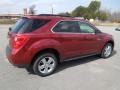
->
[13,35,28,49]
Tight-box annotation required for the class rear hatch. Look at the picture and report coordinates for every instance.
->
[7,17,50,49]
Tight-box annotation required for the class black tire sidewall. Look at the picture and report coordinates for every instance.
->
[33,53,58,77]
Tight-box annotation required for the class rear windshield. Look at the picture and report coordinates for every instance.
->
[11,17,50,33]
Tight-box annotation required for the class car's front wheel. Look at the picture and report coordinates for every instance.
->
[33,53,58,77]
[101,43,113,58]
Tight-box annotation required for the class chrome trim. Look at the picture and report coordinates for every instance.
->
[50,20,95,35]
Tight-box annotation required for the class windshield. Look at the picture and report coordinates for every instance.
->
[11,17,50,33]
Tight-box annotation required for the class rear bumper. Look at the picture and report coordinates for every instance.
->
[6,45,31,67]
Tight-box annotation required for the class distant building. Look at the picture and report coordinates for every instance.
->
[75,17,84,20]
[0,8,28,19]
[0,14,23,19]
[23,8,28,15]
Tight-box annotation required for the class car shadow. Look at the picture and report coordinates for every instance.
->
[111,50,117,57]
[26,50,117,75]
[56,50,117,73]
[56,55,100,74]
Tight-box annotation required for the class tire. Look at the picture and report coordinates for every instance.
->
[100,43,113,58]
[33,53,58,77]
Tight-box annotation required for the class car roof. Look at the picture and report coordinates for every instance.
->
[23,14,84,21]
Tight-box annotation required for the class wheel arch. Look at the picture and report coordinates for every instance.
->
[100,40,114,54]
[101,40,114,53]
[105,40,114,48]
[31,48,60,66]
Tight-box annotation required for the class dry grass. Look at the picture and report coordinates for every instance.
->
[92,22,120,26]
[0,19,16,24]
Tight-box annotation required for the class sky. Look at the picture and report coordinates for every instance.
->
[0,0,120,14]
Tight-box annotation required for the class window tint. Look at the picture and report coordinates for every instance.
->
[79,23,95,33]
[53,21,80,33]
[11,18,50,33]
[31,19,49,31]
[11,18,28,33]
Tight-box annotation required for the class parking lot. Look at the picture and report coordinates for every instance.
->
[0,25,120,90]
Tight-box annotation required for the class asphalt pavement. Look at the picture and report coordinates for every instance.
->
[0,25,120,90]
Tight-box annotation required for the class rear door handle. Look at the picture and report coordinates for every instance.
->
[85,36,94,40]
[97,38,102,41]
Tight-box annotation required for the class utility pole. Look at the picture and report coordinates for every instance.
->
[51,4,56,14]
[52,7,53,14]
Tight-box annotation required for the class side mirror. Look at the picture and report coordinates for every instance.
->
[95,29,101,34]
[9,27,12,31]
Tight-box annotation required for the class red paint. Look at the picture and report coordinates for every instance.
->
[6,15,114,66]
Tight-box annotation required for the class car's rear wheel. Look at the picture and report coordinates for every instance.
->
[101,43,113,58]
[33,53,58,77]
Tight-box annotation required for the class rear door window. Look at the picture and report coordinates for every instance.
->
[52,21,80,33]
[11,17,50,33]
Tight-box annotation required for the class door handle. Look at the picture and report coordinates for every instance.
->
[97,38,102,41]
[85,36,94,40]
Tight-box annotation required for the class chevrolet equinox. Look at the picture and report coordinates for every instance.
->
[6,14,114,76]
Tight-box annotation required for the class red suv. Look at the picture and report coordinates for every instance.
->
[6,14,114,76]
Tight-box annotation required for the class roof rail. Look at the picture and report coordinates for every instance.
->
[37,14,73,18]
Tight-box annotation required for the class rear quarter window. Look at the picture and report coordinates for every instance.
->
[11,18,50,33]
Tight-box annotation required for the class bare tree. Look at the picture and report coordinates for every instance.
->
[29,5,36,15]
[110,12,120,22]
